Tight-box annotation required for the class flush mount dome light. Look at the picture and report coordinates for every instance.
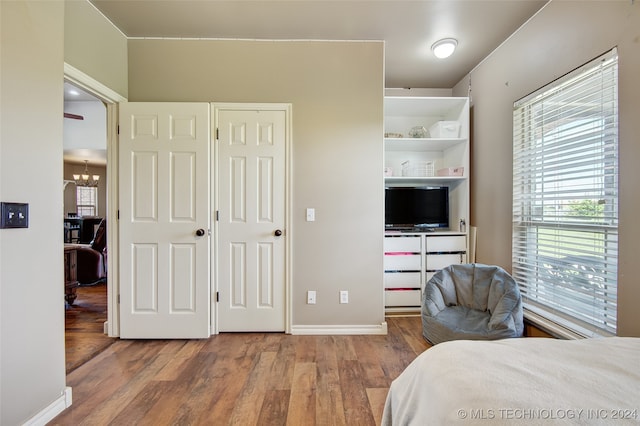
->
[431,38,458,59]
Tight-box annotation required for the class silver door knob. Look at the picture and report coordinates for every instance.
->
[274,229,283,237]
[195,228,206,237]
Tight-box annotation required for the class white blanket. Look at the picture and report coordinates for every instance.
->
[382,337,640,425]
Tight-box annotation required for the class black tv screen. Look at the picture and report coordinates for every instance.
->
[385,186,449,230]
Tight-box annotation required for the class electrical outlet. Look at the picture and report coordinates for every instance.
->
[340,290,349,304]
[307,290,316,304]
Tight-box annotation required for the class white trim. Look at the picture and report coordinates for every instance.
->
[105,102,120,337]
[63,63,126,103]
[64,63,126,337]
[291,322,388,336]
[86,1,128,38]
[128,37,382,43]
[524,310,585,340]
[284,104,293,335]
[23,387,72,426]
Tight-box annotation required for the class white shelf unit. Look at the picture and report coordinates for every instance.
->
[384,96,470,313]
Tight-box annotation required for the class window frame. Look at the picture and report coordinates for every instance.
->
[76,186,98,217]
[512,49,619,338]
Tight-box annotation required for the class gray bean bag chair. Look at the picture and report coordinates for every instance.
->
[422,263,523,345]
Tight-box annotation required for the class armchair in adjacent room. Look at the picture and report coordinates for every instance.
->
[71,219,107,286]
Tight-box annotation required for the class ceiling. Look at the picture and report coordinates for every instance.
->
[65,0,549,165]
[63,83,106,165]
[89,0,549,89]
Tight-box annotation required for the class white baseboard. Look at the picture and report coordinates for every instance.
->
[290,322,388,335]
[24,387,72,426]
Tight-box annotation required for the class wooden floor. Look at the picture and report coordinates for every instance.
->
[52,315,430,425]
[65,283,114,373]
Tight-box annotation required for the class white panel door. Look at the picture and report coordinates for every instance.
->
[216,106,286,332]
[119,102,210,338]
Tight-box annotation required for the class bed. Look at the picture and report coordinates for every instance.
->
[382,337,640,425]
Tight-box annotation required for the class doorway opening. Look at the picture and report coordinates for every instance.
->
[63,63,126,371]
[63,81,111,372]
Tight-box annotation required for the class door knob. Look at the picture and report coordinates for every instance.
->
[274,229,283,237]
[195,228,206,237]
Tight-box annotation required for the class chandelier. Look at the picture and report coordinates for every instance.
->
[73,160,100,187]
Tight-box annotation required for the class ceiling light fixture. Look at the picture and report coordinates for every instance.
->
[431,38,458,59]
[73,160,100,187]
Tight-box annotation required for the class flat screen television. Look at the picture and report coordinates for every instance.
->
[385,186,449,230]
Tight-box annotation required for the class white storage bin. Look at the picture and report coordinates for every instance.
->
[385,289,421,307]
[384,236,421,252]
[426,253,466,270]
[384,272,422,289]
[401,160,434,177]
[429,121,460,138]
[426,235,466,252]
[436,167,464,177]
[384,254,421,271]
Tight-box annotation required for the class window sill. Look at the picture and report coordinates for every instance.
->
[523,309,586,340]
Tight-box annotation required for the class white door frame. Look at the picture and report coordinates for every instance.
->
[211,103,293,335]
[59,75,293,337]
[64,63,126,337]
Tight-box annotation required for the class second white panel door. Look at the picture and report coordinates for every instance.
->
[216,106,287,332]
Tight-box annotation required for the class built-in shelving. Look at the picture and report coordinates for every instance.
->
[383,95,470,313]
[384,137,466,152]
[384,176,466,185]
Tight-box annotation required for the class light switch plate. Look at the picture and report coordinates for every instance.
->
[0,202,29,229]
[306,208,315,222]
[307,290,316,304]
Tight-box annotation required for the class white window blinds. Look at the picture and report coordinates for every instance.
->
[512,49,618,337]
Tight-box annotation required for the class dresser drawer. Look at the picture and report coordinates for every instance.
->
[425,235,466,253]
[385,289,421,307]
[426,253,466,271]
[384,254,421,271]
[384,271,422,289]
[384,236,421,253]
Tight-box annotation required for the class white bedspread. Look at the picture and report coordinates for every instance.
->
[382,337,640,425]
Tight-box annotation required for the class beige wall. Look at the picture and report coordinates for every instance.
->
[128,39,385,327]
[453,1,640,336]
[0,1,67,424]
[64,0,128,98]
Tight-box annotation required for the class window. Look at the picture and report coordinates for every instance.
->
[76,186,98,217]
[512,49,618,337]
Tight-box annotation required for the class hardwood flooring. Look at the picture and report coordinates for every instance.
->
[52,316,430,425]
[65,283,114,373]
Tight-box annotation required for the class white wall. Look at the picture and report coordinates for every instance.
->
[63,100,107,158]
[0,1,67,424]
[453,0,640,336]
